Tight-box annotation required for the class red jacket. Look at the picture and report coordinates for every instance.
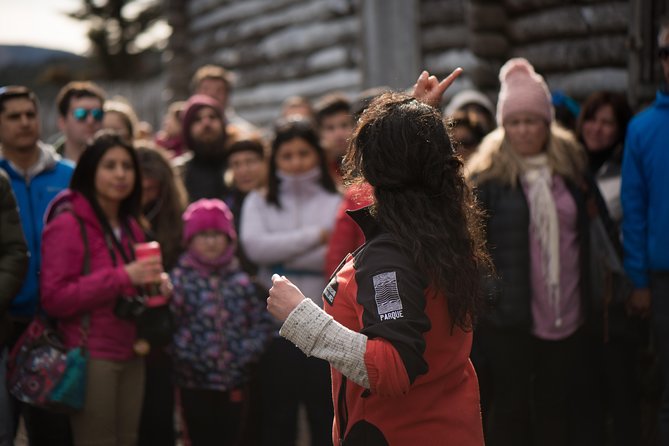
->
[40,190,145,361]
[325,182,374,277]
[323,208,484,445]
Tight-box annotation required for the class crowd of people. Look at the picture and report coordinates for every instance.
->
[0,17,668,446]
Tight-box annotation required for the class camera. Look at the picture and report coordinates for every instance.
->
[114,296,147,320]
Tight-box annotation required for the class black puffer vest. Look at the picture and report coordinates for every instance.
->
[475,176,592,332]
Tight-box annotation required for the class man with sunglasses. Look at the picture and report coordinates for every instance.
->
[0,85,75,445]
[622,16,669,445]
[54,81,106,163]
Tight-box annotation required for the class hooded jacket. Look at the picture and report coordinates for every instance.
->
[0,142,74,318]
[40,190,145,360]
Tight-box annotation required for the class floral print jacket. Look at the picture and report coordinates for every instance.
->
[170,252,273,391]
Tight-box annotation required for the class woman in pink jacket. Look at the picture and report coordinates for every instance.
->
[41,131,167,446]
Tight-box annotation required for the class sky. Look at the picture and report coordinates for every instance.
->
[1,0,90,54]
[0,0,171,55]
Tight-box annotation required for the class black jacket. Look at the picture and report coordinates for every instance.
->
[475,176,598,332]
[174,152,229,203]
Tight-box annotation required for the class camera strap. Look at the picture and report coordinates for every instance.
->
[100,218,137,266]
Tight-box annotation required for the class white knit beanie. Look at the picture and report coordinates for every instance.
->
[496,58,554,126]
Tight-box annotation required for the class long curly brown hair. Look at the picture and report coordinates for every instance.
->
[344,92,491,330]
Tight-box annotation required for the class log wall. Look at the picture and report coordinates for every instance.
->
[168,0,649,129]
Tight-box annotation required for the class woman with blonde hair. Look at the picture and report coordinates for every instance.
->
[467,58,608,446]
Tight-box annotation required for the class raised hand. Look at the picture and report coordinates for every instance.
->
[412,67,463,108]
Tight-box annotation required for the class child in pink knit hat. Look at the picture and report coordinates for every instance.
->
[182,198,237,261]
[169,198,273,444]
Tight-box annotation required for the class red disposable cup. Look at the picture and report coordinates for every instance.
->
[135,241,161,261]
[134,242,167,307]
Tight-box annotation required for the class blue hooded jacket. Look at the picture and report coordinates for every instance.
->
[0,142,74,317]
[621,90,669,288]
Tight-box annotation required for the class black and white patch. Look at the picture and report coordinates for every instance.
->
[322,276,339,306]
[372,271,403,320]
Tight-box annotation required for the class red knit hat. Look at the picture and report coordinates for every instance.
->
[182,198,236,243]
[181,94,224,150]
[496,58,554,126]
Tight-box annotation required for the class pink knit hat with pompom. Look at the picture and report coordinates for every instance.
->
[496,58,554,126]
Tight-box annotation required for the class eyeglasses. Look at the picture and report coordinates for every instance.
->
[72,107,104,122]
[659,46,669,61]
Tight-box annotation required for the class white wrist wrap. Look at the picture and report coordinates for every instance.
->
[280,299,370,388]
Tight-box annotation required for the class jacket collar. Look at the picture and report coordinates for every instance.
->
[0,141,61,180]
[656,89,669,108]
[347,206,383,241]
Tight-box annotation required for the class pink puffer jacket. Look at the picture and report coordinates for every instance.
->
[40,190,145,360]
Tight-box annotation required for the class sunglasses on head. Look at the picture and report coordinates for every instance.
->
[72,107,104,122]
[659,46,669,60]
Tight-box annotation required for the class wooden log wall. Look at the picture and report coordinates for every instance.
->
[507,1,629,99]
[172,0,633,129]
[419,0,630,106]
[183,0,362,128]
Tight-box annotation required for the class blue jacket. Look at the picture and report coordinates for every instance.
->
[621,90,669,288]
[0,143,74,317]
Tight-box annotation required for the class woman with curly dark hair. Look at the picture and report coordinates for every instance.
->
[267,68,490,445]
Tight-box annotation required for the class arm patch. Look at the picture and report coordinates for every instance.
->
[373,271,404,320]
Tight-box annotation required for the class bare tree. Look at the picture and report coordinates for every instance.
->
[69,0,164,79]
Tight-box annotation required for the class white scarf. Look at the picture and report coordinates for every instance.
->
[522,154,562,327]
